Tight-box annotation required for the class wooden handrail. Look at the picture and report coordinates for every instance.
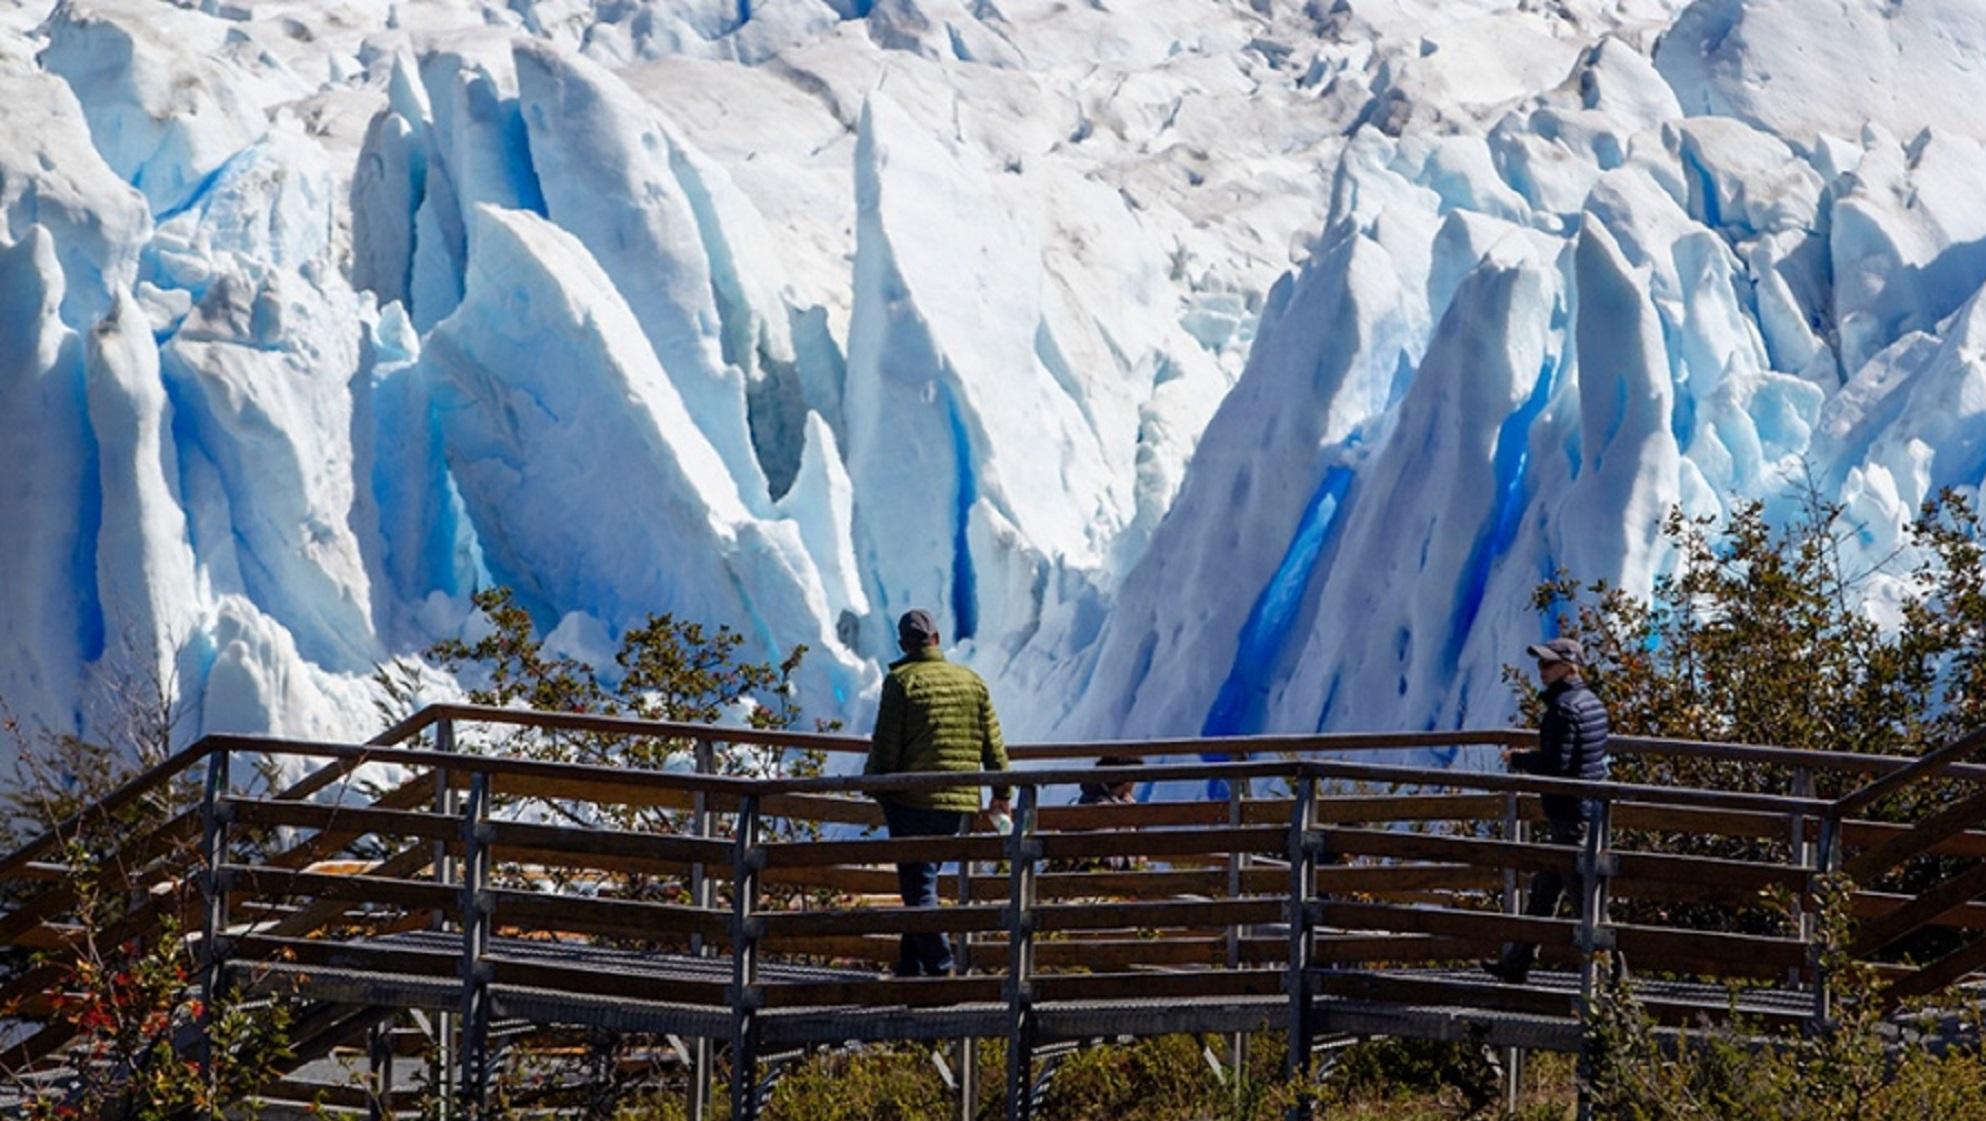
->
[1834,724,1986,816]
[183,732,1836,819]
[0,741,219,880]
[11,698,1956,886]
[378,702,1984,781]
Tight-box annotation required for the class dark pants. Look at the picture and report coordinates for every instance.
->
[1498,817,1588,979]
[881,800,967,977]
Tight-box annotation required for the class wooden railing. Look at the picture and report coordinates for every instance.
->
[5,705,1986,1121]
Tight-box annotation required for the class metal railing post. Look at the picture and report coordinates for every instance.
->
[457,771,492,1117]
[729,794,764,1121]
[1789,766,1815,985]
[432,720,458,1119]
[1284,770,1318,1121]
[1810,808,1843,1033]
[1003,785,1039,1121]
[198,748,232,1085]
[689,736,716,1121]
[368,1016,395,1121]
[1574,798,1613,1121]
[1501,791,1525,1112]
[1226,770,1249,1102]
[958,834,977,1121]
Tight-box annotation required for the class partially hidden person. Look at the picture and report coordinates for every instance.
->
[864,609,1011,977]
[1485,636,1610,983]
[1051,755,1142,874]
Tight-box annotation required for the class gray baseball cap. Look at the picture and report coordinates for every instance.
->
[897,609,940,648]
[1525,636,1583,665]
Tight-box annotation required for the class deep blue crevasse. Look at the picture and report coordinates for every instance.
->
[1198,459,1360,797]
[69,363,105,669]
[1444,355,1558,672]
[943,386,979,641]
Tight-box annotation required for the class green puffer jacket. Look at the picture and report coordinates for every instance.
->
[864,647,1010,812]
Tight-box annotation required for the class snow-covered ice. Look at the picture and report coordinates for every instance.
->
[4,0,1986,772]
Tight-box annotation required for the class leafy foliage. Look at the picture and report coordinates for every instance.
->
[1507,487,1986,936]
[1586,879,1986,1121]
[399,588,830,828]
[0,838,294,1120]
[1510,487,1986,792]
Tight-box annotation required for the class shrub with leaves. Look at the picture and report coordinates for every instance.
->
[389,588,831,829]
[1511,485,1986,794]
[0,839,294,1121]
[1586,878,1986,1121]
[1509,486,1986,936]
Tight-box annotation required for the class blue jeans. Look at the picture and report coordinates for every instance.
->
[881,801,967,976]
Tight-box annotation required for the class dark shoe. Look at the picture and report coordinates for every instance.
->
[1480,959,1527,984]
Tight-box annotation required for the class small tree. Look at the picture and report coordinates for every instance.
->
[396,587,830,836]
[1508,485,1986,935]
[1509,486,1986,802]
[0,708,294,1119]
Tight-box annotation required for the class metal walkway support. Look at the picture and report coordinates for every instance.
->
[457,771,493,1117]
[1003,786,1040,1121]
[729,794,764,1121]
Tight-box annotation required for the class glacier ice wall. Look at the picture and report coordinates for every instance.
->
[5,0,1986,760]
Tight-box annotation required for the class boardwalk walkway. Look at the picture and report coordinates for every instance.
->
[5,704,1986,1119]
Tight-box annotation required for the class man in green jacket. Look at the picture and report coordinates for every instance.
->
[865,609,1011,977]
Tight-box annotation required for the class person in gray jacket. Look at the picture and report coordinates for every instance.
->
[1485,636,1611,983]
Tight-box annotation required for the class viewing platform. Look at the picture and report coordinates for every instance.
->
[5,704,1986,1119]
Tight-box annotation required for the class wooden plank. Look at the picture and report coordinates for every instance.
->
[1846,787,1986,881]
[389,702,862,756]
[1853,889,1986,933]
[226,797,457,842]
[1610,802,1790,841]
[233,934,459,979]
[1034,826,1287,861]
[761,835,1007,868]
[1311,793,1506,825]
[1316,901,1577,946]
[460,771,699,813]
[759,976,1002,1009]
[484,819,732,867]
[1313,934,1512,965]
[1851,860,1986,956]
[1609,925,1806,974]
[1039,801,1225,830]
[491,890,728,942]
[1612,851,1806,893]
[0,814,199,943]
[1886,934,1986,1001]
[1314,864,1500,894]
[264,844,437,938]
[757,904,1007,939]
[978,938,1218,970]
[1032,897,1286,933]
[1843,818,1986,861]
[263,778,437,871]
[1321,828,1579,874]
[1836,724,1986,817]
[959,868,1227,902]
[758,791,881,827]
[1034,970,1286,1002]
[221,865,458,913]
[1319,970,1576,1019]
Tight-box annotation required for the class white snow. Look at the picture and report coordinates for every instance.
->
[4,0,1986,774]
